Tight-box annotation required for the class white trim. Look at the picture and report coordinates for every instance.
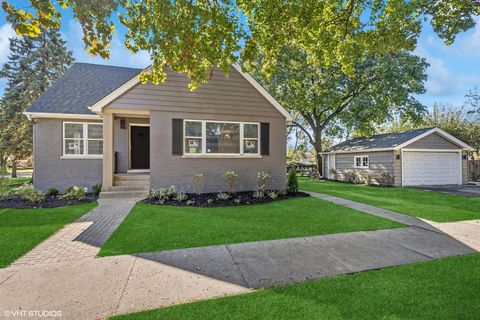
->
[24,112,101,120]
[127,169,150,173]
[321,147,395,155]
[353,155,369,168]
[401,149,462,186]
[128,123,151,170]
[62,122,103,158]
[396,127,475,151]
[183,119,261,157]
[89,64,293,122]
[232,64,293,122]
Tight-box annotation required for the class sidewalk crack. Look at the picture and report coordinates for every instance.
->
[114,255,137,313]
[225,244,250,288]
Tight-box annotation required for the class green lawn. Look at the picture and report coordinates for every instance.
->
[99,197,403,256]
[0,177,32,191]
[300,178,480,222]
[112,253,480,320]
[0,201,97,268]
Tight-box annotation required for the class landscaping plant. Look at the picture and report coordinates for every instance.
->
[223,171,238,193]
[287,168,299,194]
[46,188,59,197]
[192,173,205,194]
[15,185,45,202]
[257,171,272,192]
[217,192,230,201]
[60,186,87,200]
[92,184,102,196]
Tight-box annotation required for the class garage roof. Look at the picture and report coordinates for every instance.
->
[324,127,474,153]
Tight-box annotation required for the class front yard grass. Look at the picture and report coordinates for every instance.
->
[300,178,480,222]
[99,197,403,257]
[0,177,31,191]
[0,201,97,268]
[112,253,480,320]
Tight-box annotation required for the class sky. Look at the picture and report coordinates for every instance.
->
[0,3,479,110]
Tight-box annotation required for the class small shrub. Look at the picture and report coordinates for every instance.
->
[186,200,194,206]
[267,190,278,200]
[151,188,168,201]
[217,192,230,201]
[375,172,393,187]
[354,172,365,184]
[46,187,59,197]
[166,185,177,197]
[175,191,188,202]
[192,173,205,194]
[207,198,214,206]
[287,168,299,194]
[234,198,241,205]
[223,171,238,193]
[366,172,375,185]
[60,186,87,200]
[253,189,264,199]
[15,185,45,202]
[65,186,75,194]
[92,184,102,195]
[343,170,357,183]
[0,189,14,200]
[257,171,272,192]
[329,168,338,180]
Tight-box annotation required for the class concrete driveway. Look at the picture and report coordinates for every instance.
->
[412,184,480,198]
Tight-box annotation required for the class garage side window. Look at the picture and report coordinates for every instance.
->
[354,155,369,168]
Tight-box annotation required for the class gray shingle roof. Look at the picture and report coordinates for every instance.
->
[26,63,142,115]
[326,128,434,152]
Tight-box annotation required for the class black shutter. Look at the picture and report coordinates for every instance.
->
[260,122,270,155]
[172,119,183,155]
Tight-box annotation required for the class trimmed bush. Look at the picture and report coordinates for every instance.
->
[223,171,238,193]
[15,186,45,202]
[287,168,299,194]
[60,186,87,200]
[46,188,59,197]
[92,184,102,196]
[375,172,393,187]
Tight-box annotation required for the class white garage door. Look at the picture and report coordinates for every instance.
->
[403,151,461,186]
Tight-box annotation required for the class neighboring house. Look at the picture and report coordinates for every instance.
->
[322,128,474,186]
[24,63,293,197]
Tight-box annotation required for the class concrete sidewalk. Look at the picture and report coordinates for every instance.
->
[423,219,480,251]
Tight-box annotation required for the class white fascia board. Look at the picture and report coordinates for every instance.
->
[320,148,395,155]
[232,64,293,122]
[24,112,102,120]
[396,127,475,151]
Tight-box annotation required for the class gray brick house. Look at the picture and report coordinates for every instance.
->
[25,63,293,197]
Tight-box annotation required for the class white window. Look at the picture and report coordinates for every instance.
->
[63,122,103,158]
[184,120,260,156]
[354,155,369,168]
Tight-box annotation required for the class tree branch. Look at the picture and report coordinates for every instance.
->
[288,121,315,148]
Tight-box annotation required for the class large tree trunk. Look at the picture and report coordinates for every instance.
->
[0,154,6,175]
[314,129,323,178]
[11,159,17,178]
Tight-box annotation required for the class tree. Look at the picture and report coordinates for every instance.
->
[255,48,428,174]
[0,27,74,177]
[2,1,479,89]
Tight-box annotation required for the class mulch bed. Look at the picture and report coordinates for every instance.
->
[0,195,98,209]
[143,191,310,208]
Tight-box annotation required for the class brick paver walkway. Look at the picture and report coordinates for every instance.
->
[12,198,141,267]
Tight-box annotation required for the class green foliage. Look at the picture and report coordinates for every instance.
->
[192,173,204,195]
[92,184,102,196]
[15,185,45,202]
[257,171,271,192]
[46,187,59,197]
[60,186,87,200]
[3,1,478,89]
[0,26,73,165]
[223,171,238,193]
[216,192,230,201]
[287,169,299,194]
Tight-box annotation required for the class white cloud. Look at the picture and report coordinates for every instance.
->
[62,20,151,68]
[414,43,480,97]
[0,23,18,66]
[453,17,480,58]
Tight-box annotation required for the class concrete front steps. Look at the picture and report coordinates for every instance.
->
[99,174,150,199]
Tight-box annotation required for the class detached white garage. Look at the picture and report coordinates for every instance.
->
[322,127,474,187]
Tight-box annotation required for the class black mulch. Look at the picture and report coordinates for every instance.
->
[143,191,310,208]
[0,195,98,209]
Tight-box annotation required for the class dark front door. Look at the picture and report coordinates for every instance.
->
[130,126,150,170]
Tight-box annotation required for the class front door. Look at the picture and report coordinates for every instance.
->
[130,126,150,170]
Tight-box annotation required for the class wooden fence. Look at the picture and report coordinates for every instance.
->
[468,160,480,181]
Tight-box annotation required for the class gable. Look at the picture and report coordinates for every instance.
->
[404,132,463,150]
[103,66,287,119]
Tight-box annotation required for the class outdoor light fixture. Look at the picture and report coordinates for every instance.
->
[396,154,401,160]
[120,119,126,129]
[463,154,468,160]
